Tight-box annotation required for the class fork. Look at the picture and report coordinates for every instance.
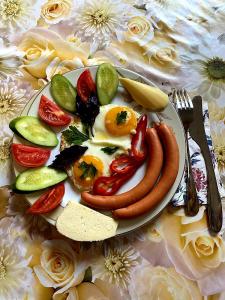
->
[172,89,199,216]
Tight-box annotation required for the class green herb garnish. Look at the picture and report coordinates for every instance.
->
[101,146,119,155]
[116,111,127,125]
[79,161,97,180]
[62,126,88,145]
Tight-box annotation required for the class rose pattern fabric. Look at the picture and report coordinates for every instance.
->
[0,1,225,299]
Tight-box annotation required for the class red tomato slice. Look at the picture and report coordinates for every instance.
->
[12,143,51,167]
[77,69,96,102]
[27,183,65,214]
[39,95,71,126]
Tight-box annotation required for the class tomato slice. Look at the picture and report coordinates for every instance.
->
[39,95,71,126]
[12,143,51,167]
[77,70,96,102]
[27,183,65,214]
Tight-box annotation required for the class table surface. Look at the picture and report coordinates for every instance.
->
[0,1,225,299]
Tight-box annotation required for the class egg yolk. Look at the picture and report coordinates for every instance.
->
[105,106,137,136]
[73,155,104,189]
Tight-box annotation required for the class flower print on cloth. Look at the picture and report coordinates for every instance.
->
[144,0,192,29]
[71,0,133,53]
[128,264,202,300]
[18,28,88,89]
[40,0,72,25]
[211,121,225,181]
[0,0,45,38]
[0,78,32,130]
[0,218,32,300]
[34,239,86,293]
[125,14,155,47]
[172,101,225,206]
[0,132,14,187]
[92,241,141,293]
[53,278,124,300]
[179,36,225,104]
[0,38,23,79]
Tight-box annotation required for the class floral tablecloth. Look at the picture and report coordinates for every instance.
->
[1,0,225,299]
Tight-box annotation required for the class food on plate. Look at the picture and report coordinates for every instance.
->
[130,114,147,160]
[9,116,58,147]
[96,63,119,105]
[11,64,180,230]
[76,94,99,130]
[77,69,96,102]
[112,122,179,219]
[50,74,77,112]
[14,166,67,191]
[12,143,51,167]
[38,95,71,126]
[50,145,88,171]
[62,125,89,145]
[91,104,139,149]
[92,168,137,196]
[60,109,144,192]
[27,183,65,214]
[56,201,118,241]
[81,127,163,209]
[120,77,169,111]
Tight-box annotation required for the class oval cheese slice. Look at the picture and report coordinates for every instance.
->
[56,201,118,241]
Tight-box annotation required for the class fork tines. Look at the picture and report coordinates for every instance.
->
[172,89,193,110]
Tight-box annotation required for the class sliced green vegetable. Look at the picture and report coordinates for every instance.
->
[15,166,67,191]
[62,126,88,145]
[101,146,119,155]
[96,63,119,105]
[50,74,77,112]
[9,116,58,147]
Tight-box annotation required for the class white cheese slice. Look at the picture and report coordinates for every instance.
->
[56,201,118,241]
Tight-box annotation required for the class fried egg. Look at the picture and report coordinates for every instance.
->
[72,140,124,190]
[91,104,140,150]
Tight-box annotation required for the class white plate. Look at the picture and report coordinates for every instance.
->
[13,66,185,238]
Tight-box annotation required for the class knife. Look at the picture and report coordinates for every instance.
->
[189,96,223,234]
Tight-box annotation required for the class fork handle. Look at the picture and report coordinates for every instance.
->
[184,135,199,216]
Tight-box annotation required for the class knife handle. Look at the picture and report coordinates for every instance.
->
[185,134,199,216]
[205,157,223,234]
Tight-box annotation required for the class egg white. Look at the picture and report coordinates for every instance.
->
[91,104,140,150]
[82,140,124,176]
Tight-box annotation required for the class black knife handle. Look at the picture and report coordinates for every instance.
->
[205,159,223,234]
[185,136,199,216]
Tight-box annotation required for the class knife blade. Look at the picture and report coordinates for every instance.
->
[189,96,222,234]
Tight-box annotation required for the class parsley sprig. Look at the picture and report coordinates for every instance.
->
[79,161,97,180]
[62,126,88,145]
[101,146,119,155]
[116,111,127,125]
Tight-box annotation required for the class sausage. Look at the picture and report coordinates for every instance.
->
[81,127,163,210]
[112,122,179,219]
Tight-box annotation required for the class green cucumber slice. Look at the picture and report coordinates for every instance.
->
[96,63,119,105]
[10,116,58,147]
[15,166,67,191]
[50,74,77,112]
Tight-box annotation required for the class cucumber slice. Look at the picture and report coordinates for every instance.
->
[96,63,119,105]
[10,116,58,147]
[15,166,67,191]
[50,74,77,112]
